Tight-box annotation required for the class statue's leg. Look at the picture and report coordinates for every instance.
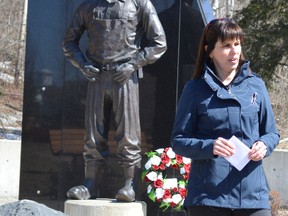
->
[82,160,106,198]
[67,80,110,200]
[115,165,137,202]
[112,72,142,202]
[66,160,106,200]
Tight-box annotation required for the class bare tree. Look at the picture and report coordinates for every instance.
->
[211,0,243,18]
[0,0,26,129]
[0,0,25,77]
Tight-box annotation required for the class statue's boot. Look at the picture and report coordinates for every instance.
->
[66,185,90,200]
[115,165,135,202]
[67,161,105,200]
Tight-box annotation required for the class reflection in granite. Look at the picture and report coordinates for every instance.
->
[145,0,203,149]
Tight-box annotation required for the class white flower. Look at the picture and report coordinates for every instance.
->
[150,155,161,166]
[146,171,158,181]
[155,188,165,199]
[166,148,176,159]
[167,160,172,167]
[180,167,185,175]
[163,198,172,203]
[172,194,183,204]
[157,173,163,180]
[183,157,191,164]
[155,148,164,154]
[144,159,152,170]
[163,178,178,189]
[147,184,152,194]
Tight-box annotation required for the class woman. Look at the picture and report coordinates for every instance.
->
[171,18,279,216]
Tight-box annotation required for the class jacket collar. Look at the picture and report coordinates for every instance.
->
[203,61,252,91]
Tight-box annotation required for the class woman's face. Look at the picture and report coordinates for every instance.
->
[209,38,242,75]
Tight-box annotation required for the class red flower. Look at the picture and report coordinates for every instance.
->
[163,189,171,199]
[170,202,178,207]
[144,176,150,182]
[172,187,178,193]
[159,163,166,170]
[161,153,171,165]
[184,163,191,173]
[153,179,163,188]
[153,165,159,170]
[171,163,179,169]
[179,188,187,198]
[183,173,189,180]
[176,155,183,164]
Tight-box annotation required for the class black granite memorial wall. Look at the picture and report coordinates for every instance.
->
[20,0,213,215]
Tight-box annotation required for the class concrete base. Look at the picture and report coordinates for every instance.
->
[0,140,21,204]
[64,199,147,216]
[263,149,288,206]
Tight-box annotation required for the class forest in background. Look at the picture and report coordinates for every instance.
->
[0,0,25,130]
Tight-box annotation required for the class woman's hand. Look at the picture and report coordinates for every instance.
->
[249,141,267,161]
[213,137,235,157]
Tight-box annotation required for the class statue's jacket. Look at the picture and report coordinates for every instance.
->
[63,0,167,71]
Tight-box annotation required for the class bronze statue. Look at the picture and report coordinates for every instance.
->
[62,0,167,202]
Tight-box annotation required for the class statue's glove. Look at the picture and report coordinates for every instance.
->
[80,63,100,81]
[112,63,135,85]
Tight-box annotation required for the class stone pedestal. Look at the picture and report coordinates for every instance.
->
[0,140,21,204]
[64,199,146,216]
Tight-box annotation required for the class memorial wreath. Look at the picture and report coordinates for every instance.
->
[141,147,191,211]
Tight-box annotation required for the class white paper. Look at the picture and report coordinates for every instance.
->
[224,136,251,171]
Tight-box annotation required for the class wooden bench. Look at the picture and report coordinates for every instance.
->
[49,129,153,155]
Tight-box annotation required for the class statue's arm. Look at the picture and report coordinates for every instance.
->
[129,0,167,70]
[62,3,88,70]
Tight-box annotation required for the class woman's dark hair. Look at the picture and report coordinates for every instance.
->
[192,18,245,79]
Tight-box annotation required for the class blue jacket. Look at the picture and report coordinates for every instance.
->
[171,61,279,209]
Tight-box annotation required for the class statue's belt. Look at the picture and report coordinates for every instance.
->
[94,58,131,71]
